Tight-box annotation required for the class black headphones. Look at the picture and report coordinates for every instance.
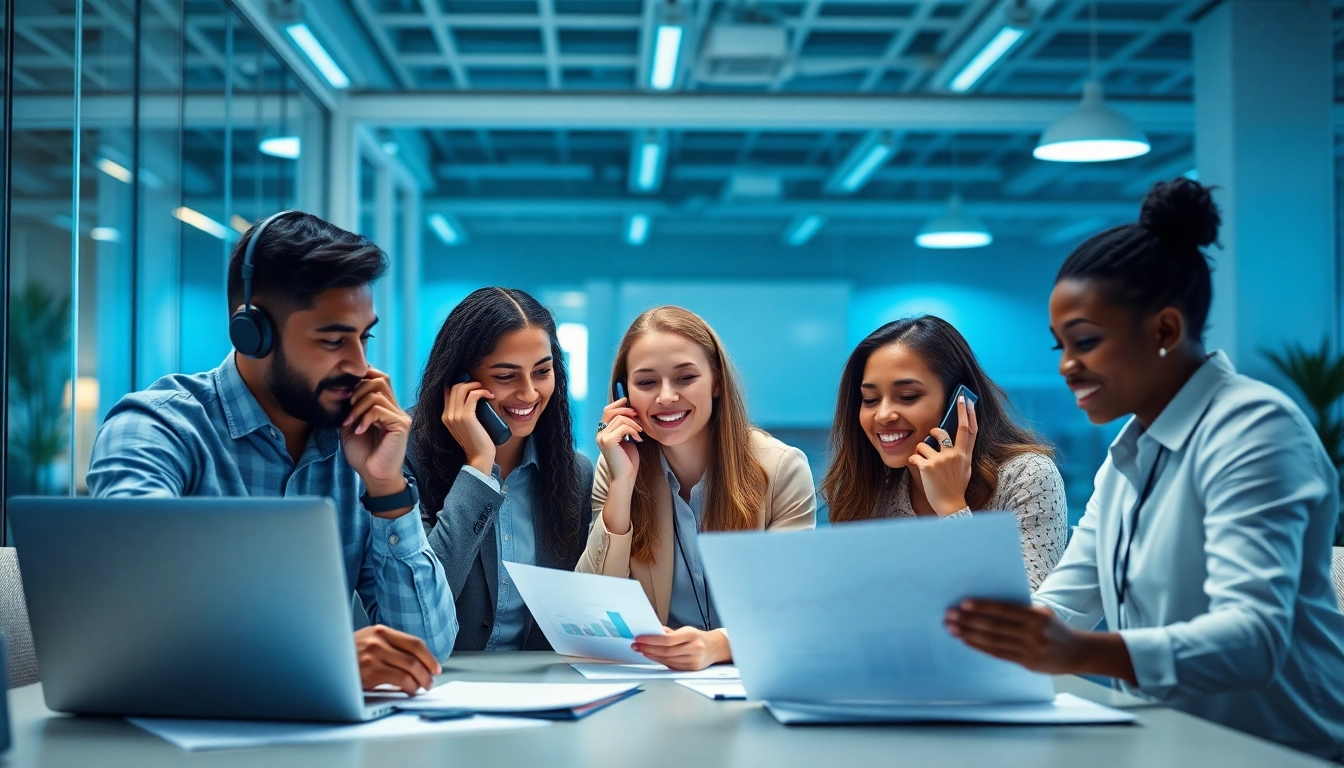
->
[229,210,298,359]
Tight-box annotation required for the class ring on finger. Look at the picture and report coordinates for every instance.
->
[597,421,608,434]
[940,437,954,448]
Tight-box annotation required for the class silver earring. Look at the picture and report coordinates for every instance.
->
[1159,347,1168,358]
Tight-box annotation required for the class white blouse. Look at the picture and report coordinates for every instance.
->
[880,452,1068,589]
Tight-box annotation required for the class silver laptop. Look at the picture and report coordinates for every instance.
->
[9,496,397,723]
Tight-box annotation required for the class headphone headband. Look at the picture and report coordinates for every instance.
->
[230,209,299,359]
[239,209,299,311]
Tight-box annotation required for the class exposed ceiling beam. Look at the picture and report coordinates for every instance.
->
[429,163,1006,184]
[424,198,1139,220]
[346,93,1198,132]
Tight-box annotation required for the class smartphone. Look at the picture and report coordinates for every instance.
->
[451,373,512,447]
[924,384,980,451]
[613,381,634,443]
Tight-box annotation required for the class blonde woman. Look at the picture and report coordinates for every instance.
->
[578,306,816,671]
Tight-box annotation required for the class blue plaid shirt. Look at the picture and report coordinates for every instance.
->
[85,355,458,660]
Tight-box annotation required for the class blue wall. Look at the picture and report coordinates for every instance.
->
[416,233,1117,523]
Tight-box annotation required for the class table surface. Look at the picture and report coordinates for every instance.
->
[0,652,1331,768]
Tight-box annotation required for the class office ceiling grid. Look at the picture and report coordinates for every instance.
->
[340,0,1339,244]
[350,0,1208,98]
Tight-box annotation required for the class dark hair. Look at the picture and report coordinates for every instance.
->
[1057,178,1220,338]
[409,288,581,560]
[820,315,1052,523]
[227,211,387,321]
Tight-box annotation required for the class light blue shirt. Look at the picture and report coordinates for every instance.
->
[464,439,538,651]
[85,354,458,660]
[1034,351,1344,759]
[661,454,719,631]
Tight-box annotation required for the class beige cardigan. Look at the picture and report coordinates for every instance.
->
[577,430,816,623]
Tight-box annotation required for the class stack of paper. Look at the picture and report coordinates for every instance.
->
[676,680,748,701]
[571,663,740,681]
[396,681,641,720]
[129,714,547,752]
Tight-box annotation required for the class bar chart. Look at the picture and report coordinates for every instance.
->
[560,611,635,640]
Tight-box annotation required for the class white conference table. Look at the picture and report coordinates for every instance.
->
[0,652,1333,767]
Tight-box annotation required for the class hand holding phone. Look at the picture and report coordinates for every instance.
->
[924,384,980,451]
[450,373,512,447]
[597,379,642,485]
[910,385,980,517]
[613,382,635,444]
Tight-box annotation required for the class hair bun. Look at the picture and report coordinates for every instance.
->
[1139,177,1220,249]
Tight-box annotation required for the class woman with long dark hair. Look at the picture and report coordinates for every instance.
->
[820,315,1067,588]
[945,179,1344,759]
[408,287,592,652]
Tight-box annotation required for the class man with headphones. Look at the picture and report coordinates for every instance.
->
[86,210,456,694]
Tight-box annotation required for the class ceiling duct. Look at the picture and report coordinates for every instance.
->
[695,24,792,86]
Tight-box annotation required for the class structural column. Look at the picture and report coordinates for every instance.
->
[1194,0,1337,379]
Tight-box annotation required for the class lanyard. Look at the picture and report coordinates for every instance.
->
[671,503,712,632]
[1112,445,1166,626]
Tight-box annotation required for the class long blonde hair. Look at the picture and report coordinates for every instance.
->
[612,306,766,562]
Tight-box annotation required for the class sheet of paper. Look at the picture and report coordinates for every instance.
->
[677,680,748,700]
[765,693,1138,725]
[503,562,665,663]
[128,713,548,751]
[699,514,1055,706]
[571,663,741,681]
[394,681,639,713]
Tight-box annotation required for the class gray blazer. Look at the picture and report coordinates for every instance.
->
[411,449,594,652]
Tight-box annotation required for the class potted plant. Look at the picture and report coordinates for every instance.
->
[6,282,71,495]
[1264,340,1344,545]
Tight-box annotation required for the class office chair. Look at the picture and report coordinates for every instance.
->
[0,548,39,687]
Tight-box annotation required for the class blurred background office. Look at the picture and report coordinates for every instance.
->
[2,0,1340,530]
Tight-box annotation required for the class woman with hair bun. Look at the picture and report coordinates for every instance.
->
[945,179,1344,759]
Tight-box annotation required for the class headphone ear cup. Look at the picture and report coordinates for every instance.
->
[229,307,275,359]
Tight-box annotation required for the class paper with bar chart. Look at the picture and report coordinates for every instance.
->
[503,562,666,664]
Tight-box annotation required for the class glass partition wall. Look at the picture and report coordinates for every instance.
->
[2,0,328,536]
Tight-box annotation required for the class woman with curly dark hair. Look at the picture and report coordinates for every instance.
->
[408,287,592,652]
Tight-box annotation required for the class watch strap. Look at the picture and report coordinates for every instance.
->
[361,475,419,513]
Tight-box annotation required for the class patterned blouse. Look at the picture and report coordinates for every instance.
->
[880,452,1068,590]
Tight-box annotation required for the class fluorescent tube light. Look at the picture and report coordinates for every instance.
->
[637,141,661,191]
[428,214,463,245]
[626,214,650,245]
[949,26,1026,93]
[96,157,133,184]
[230,215,252,234]
[841,143,894,192]
[90,227,120,243]
[174,207,229,240]
[650,25,683,90]
[259,136,301,159]
[784,215,824,246]
[285,23,350,89]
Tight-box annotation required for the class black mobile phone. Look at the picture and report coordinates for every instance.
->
[924,384,980,451]
[451,374,512,447]
[613,381,634,443]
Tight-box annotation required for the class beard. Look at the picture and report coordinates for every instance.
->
[265,342,362,429]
